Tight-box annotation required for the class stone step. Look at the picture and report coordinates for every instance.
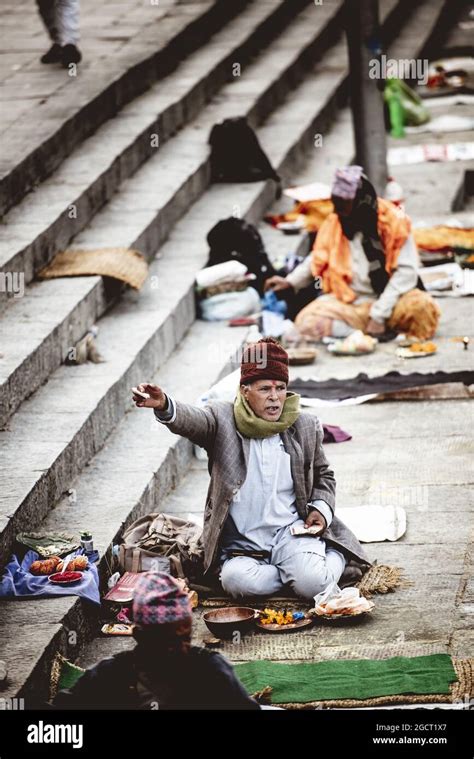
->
[259,107,355,268]
[0,0,310,288]
[398,0,463,64]
[0,318,247,703]
[0,0,351,567]
[0,0,345,427]
[0,0,251,217]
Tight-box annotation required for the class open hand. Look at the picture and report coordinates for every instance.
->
[132,383,167,410]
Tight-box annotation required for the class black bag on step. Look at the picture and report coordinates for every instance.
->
[206,217,277,295]
[209,117,281,194]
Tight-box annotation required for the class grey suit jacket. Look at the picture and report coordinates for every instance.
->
[160,400,370,573]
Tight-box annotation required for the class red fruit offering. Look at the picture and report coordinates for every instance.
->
[49,571,82,585]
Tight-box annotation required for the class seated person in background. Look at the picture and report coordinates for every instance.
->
[133,338,370,601]
[264,165,440,341]
[54,572,259,710]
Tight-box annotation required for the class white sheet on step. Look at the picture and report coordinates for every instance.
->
[337,505,407,542]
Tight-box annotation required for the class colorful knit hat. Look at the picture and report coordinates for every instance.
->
[331,165,363,200]
[133,571,192,626]
[240,337,289,385]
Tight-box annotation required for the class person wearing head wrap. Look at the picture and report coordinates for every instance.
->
[54,571,259,710]
[265,166,440,341]
[132,340,370,600]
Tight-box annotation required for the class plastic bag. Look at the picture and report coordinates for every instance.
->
[199,287,260,321]
[196,260,248,289]
[384,78,430,137]
[311,584,374,617]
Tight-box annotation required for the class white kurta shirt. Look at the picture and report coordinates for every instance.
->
[225,435,296,550]
[220,433,332,562]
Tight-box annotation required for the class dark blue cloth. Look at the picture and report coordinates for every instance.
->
[0,549,100,605]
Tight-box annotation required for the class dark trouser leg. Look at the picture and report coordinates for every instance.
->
[37,0,59,43]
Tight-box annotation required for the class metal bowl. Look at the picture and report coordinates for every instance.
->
[203,606,256,639]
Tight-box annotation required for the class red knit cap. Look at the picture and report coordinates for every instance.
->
[240,337,289,385]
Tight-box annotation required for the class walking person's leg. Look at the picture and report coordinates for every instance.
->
[56,0,82,67]
[220,556,284,598]
[37,0,63,63]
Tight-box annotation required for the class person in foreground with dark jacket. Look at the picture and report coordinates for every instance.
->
[54,571,259,710]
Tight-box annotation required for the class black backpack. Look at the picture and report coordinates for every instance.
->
[206,217,277,295]
[209,117,281,194]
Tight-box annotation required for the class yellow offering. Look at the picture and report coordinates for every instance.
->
[259,608,296,626]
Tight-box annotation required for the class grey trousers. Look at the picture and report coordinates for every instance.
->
[37,0,80,46]
[220,547,346,601]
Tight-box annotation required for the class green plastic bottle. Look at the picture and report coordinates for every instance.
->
[384,80,405,138]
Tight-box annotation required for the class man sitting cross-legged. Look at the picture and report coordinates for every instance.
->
[133,338,370,600]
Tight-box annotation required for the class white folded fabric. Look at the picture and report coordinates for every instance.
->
[337,504,407,542]
[196,260,248,288]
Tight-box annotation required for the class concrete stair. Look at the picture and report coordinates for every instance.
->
[0,0,457,702]
[1,0,419,428]
[0,0,310,287]
[0,0,252,217]
[0,0,344,427]
[0,0,352,566]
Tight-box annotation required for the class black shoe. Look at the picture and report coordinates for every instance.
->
[61,44,82,67]
[40,43,63,64]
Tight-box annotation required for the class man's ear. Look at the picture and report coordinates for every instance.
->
[240,383,249,398]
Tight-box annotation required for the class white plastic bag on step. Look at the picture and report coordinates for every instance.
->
[311,584,374,617]
[199,287,260,321]
[196,260,248,289]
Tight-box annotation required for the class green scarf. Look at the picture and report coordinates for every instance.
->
[233,390,301,439]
